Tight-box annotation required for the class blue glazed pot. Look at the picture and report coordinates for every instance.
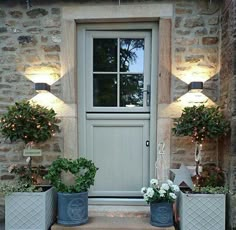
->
[150,202,173,227]
[57,191,88,226]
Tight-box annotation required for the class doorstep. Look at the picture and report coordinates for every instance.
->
[51,216,175,230]
[51,205,175,230]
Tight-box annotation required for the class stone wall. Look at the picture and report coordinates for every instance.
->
[170,0,221,169]
[0,1,63,221]
[221,0,236,228]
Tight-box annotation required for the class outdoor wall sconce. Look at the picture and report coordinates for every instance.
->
[35,83,51,92]
[188,81,203,93]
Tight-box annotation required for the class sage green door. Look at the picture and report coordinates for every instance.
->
[79,27,154,197]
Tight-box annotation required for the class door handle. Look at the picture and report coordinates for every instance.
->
[143,84,150,106]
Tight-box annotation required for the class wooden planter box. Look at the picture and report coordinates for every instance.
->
[5,186,57,230]
[178,191,226,230]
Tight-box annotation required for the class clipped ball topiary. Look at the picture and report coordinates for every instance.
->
[0,100,60,144]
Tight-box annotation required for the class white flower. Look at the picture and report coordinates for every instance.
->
[159,189,166,197]
[146,187,155,198]
[171,184,180,192]
[150,179,158,186]
[141,187,147,194]
[167,179,173,186]
[144,193,149,201]
[161,183,169,191]
[169,193,177,200]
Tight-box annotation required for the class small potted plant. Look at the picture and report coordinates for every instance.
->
[141,179,179,227]
[45,157,98,226]
[0,157,57,230]
[0,100,60,230]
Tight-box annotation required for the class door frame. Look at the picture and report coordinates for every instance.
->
[77,21,158,185]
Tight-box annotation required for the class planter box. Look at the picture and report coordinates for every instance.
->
[178,191,225,230]
[5,186,57,230]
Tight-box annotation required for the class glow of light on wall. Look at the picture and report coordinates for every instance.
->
[25,66,60,85]
[177,92,216,107]
[174,64,217,85]
[30,93,75,117]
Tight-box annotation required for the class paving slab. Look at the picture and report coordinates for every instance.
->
[51,216,175,230]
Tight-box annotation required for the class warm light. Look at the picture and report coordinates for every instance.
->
[30,93,76,117]
[177,92,215,106]
[25,66,60,85]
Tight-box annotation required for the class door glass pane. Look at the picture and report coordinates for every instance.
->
[93,74,117,106]
[93,39,117,72]
[120,39,144,73]
[120,74,143,107]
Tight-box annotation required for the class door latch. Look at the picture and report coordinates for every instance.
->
[143,85,151,106]
[146,140,150,147]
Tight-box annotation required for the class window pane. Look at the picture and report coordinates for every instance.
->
[93,74,117,106]
[93,39,117,72]
[120,39,144,73]
[120,74,143,107]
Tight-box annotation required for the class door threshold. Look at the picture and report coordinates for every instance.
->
[88,197,146,206]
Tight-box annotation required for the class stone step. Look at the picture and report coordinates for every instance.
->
[51,205,175,230]
[88,204,150,217]
[51,216,175,230]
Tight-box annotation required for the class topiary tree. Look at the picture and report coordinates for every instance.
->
[172,105,230,187]
[0,100,60,145]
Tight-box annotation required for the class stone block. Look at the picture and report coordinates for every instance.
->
[23,20,40,27]
[42,45,60,52]
[27,28,43,34]
[184,16,204,28]
[176,8,193,14]
[26,8,48,18]
[195,28,208,36]
[176,29,190,35]
[185,55,204,63]
[175,16,182,28]
[9,11,23,18]
[18,35,37,46]
[202,37,219,45]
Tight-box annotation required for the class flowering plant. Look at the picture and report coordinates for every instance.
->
[141,179,180,204]
[0,157,48,195]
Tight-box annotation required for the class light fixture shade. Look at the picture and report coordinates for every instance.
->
[35,83,50,92]
[188,81,203,93]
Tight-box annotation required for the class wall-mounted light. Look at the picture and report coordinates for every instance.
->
[188,82,203,93]
[35,83,51,92]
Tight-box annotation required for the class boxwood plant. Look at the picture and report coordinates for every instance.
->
[45,157,98,193]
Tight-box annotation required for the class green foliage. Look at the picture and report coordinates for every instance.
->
[172,105,230,143]
[0,100,60,144]
[9,164,48,185]
[201,164,225,187]
[193,186,228,194]
[45,157,98,193]
[0,162,47,195]
[0,181,40,195]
